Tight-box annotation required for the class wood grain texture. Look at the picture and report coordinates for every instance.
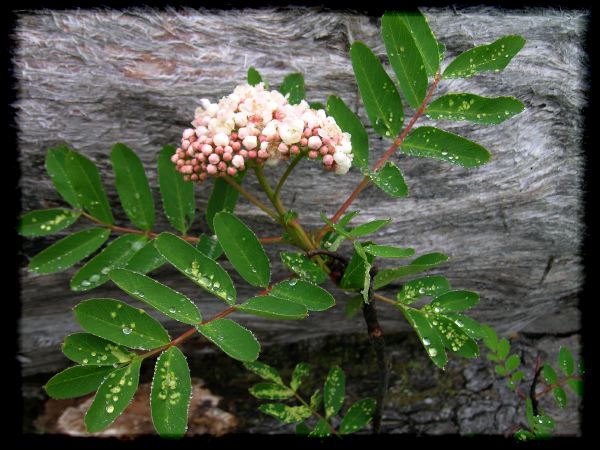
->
[15,7,587,376]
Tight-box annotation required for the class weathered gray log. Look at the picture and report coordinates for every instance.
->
[15,7,586,433]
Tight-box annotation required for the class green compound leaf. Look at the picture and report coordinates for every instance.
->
[431,315,479,358]
[567,379,583,397]
[426,94,525,124]
[18,208,80,237]
[85,359,142,433]
[309,419,331,437]
[45,145,81,208]
[401,126,491,168]
[381,12,428,108]
[374,252,449,289]
[28,228,110,274]
[370,162,409,198]
[442,313,485,340]
[236,296,307,320]
[62,333,135,366]
[270,279,335,311]
[74,298,170,350]
[280,252,327,284]
[150,347,192,438]
[109,269,201,325]
[279,73,305,105]
[206,171,246,232]
[542,363,558,385]
[247,67,263,86]
[125,240,165,274]
[196,234,223,260]
[154,232,236,305]
[310,389,322,410]
[44,365,114,399]
[428,290,480,313]
[158,145,195,235]
[258,404,311,424]
[243,361,283,384]
[364,244,414,259]
[249,383,294,400]
[324,366,345,419]
[340,247,375,291]
[558,346,575,376]
[349,218,391,238]
[110,143,155,231]
[402,307,447,369]
[553,387,567,409]
[70,234,148,292]
[497,338,510,360]
[443,35,526,79]
[345,295,364,319]
[350,41,404,138]
[396,275,451,304]
[291,362,309,392]
[65,150,114,225]
[214,212,271,288]
[326,95,369,173]
[505,354,521,372]
[339,398,376,435]
[396,9,442,76]
[481,324,498,351]
[320,210,360,251]
[197,319,260,362]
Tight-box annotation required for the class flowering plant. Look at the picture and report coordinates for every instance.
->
[19,9,582,439]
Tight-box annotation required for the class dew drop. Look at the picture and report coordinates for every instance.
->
[169,307,177,314]
[422,338,431,346]
[106,405,114,413]
[122,327,132,335]
[428,348,438,357]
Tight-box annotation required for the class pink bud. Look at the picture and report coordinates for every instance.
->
[290,145,300,154]
[312,128,319,136]
[248,150,257,159]
[230,132,238,141]
[308,136,322,150]
[206,164,217,175]
[274,110,284,120]
[303,128,312,138]
[239,149,248,157]
[251,127,260,137]
[238,127,248,139]
[323,154,334,166]
[183,175,191,181]
[189,134,197,143]
[227,167,238,176]
[182,128,195,139]
[176,160,184,167]
[232,155,245,168]
[191,174,199,181]
[197,154,206,162]
[218,162,227,171]
[259,135,267,142]
[186,147,195,157]
[171,154,179,163]
[205,137,213,146]
[322,137,330,145]
[258,149,269,159]
[192,141,202,151]
[199,172,208,181]
[182,140,190,150]
[308,150,318,159]
[215,146,224,155]
[232,142,242,151]
[202,144,213,156]
[328,145,336,154]
[224,145,233,153]
[208,153,220,165]
[193,165,201,172]
[223,152,232,162]
[190,159,197,166]
[300,138,308,147]
[278,143,289,154]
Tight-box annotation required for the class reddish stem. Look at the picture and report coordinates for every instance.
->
[80,211,280,245]
[318,72,442,239]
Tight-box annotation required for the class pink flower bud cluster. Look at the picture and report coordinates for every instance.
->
[171,82,353,182]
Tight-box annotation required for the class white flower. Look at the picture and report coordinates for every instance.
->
[278,118,304,145]
[242,135,258,150]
